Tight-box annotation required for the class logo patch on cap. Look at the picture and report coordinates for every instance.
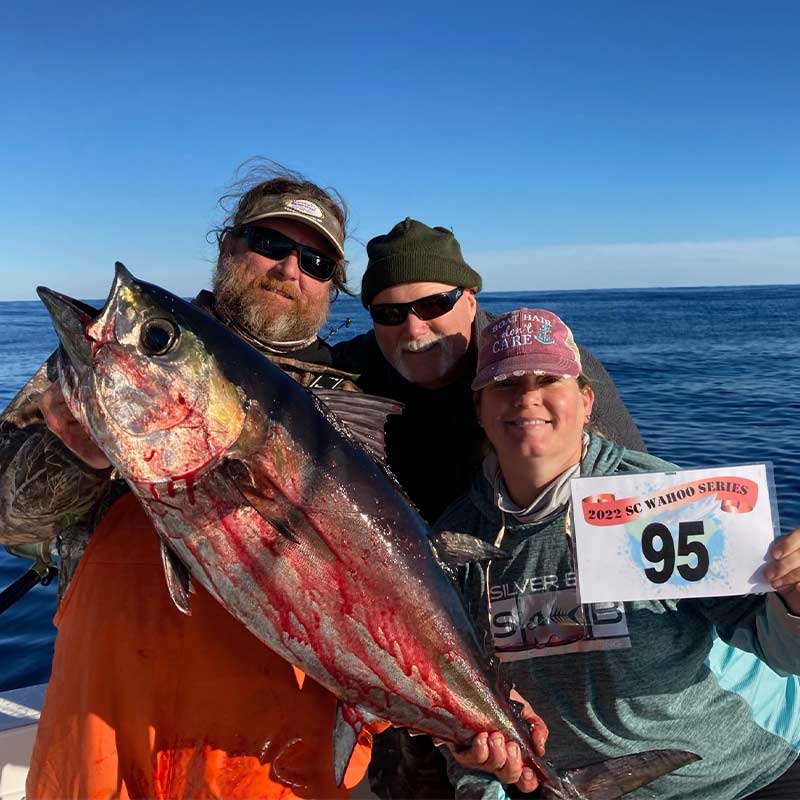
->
[534,319,554,344]
[284,198,325,219]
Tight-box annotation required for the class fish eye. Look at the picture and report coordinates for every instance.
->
[140,318,179,356]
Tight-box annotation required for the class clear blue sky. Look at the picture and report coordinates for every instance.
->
[1,1,798,299]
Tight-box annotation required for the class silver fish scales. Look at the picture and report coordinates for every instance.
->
[38,263,699,799]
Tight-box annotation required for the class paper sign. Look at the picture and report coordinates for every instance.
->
[569,463,779,604]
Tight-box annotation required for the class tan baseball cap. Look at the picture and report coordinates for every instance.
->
[238,192,344,257]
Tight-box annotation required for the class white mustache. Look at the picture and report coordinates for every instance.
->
[401,334,446,353]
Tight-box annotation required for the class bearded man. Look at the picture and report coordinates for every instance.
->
[1,168,359,582]
[0,165,378,799]
[206,174,351,375]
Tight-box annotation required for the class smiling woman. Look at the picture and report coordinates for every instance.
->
[477,374,593,507]
[438,307,800,800]
[471,310,594,510]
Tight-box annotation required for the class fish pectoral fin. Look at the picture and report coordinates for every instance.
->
[241,489,299,543]
[554,749,701,800]
[158,537,192,615]
[332,701,386,787]
[312,389,403,463]
[222,461,299,543]
[429,531,510,567]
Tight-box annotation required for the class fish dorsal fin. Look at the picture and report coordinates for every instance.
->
[159,537,192,615]
[332,701,387,787]
[429,530,510,567]
[312,389,403,463]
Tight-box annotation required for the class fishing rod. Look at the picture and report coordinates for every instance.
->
[0,541,57,615]
[321,317,352,341]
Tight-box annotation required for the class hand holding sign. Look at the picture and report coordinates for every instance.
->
[766,528,800,614]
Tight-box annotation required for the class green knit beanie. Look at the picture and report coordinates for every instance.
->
[361,218,483,308]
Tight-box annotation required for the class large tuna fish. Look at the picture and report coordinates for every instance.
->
[38,264,698,799]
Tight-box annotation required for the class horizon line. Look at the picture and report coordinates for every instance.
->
[2,280,800,304]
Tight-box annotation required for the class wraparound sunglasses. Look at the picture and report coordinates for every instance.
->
[368,287,464,326]
[237,225,337,282]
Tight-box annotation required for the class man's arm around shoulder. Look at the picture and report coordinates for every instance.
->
[0,358,112,545]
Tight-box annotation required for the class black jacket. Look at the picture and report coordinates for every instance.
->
[333,307,645,524]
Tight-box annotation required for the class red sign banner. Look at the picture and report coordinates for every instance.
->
[581,476,759,527]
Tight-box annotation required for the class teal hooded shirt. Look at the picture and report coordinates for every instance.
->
[438,433,800,799]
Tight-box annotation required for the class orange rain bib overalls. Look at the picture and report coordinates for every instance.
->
[27,493,375,799]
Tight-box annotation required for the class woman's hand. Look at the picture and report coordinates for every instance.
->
[39,382,111,470]
[766,528,800,615]
[447,689,548,794]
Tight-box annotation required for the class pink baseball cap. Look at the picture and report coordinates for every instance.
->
[472,308,582,390]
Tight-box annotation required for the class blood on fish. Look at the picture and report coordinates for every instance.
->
[58,272,534,761]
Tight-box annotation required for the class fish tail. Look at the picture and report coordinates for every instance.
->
[543,748,701,799]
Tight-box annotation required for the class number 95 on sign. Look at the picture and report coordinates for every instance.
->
[569,464,779,604]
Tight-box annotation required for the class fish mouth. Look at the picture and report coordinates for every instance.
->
[39,261,147,375]
[36,286,99,375]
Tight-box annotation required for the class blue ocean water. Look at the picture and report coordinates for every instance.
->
[1,284,798,691]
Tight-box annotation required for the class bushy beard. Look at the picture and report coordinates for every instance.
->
[212,255,329,342]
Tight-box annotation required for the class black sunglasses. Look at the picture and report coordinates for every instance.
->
[237,225,338,282]
[369,287,464,326]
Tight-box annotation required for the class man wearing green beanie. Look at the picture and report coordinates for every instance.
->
[335,217,644,523]
[333,216,647,799]
[361,218,483,309]
[360,218,483,390]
